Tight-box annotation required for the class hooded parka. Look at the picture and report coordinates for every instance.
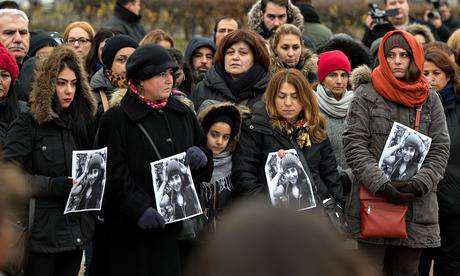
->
[2,46,97,253]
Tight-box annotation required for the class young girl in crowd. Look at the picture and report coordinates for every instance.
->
[197,100,245,229]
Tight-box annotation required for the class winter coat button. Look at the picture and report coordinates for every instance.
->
[249,125,254,130]
[41,146,47,151]
[76,238,81,243]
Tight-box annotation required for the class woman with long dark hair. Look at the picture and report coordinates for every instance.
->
[417,47,460,276]
[2,45,97,276]
[85,28,121,78]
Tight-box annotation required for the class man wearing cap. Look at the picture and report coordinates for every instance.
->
[90,34,138,112]
[184,37,216,84]
[91,44,213,276]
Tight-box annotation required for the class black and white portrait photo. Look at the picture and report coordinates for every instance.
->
[265,149,316,210]
[151,152,202,224]
[379,122,432,181]
[64,147,107,214]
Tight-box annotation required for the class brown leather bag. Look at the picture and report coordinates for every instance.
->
[359,185,408,238]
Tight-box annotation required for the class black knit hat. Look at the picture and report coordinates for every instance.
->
[126,44,179,84]
[384,33,412,57]
[28,31,63,57]
[102,34,139,69]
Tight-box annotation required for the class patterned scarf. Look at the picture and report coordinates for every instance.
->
[280,116,312,150]
[104,69,127,89]
[128,80,168,109]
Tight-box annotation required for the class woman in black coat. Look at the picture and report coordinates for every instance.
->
[2,45,97,276]
[232,69,344,208]
[90,44,213,276]
[191,29,271,111]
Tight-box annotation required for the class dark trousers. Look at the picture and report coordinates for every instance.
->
[358,242,423,276]
[25,250,83,276]
[419,213,460,276]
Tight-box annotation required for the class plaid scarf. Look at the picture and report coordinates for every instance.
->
[280,117,311,150]
[128,80,168,109]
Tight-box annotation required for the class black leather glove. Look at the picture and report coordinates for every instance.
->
[185,146,208,170]
[389,180,410,190]
[50,176,73,196]
[378,183,416,204]
[137,207,166,229]
[397,180,424,197]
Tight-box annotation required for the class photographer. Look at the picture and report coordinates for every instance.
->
[363,0,450,48]
[439,0,460,31]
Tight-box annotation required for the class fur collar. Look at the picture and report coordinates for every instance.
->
[404,23,435,44]
[270,48,317,77]
[350,65,372,91]
[30,45,96,124]
[247,0,304,36]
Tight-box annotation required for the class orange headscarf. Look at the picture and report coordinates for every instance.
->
[371,30,429,107]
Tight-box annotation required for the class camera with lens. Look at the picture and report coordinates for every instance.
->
[368,3,399,27]
[426,0,441,19]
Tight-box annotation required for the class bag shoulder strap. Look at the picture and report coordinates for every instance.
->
[415,106,422,132]
[136,122,162,160]
[99,90,109,112]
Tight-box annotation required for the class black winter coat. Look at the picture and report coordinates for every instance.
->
[232,101,344,206]
[90,90,212,276]
[2,113,95,253]
[103,2,146,42]
[191,65,269,111]
[438,99,460,215]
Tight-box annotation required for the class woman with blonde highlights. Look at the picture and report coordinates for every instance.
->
[232,69,344,211]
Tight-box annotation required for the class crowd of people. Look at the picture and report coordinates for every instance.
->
[0,0,459,275]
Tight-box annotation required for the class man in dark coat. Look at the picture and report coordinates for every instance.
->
[439,1,460,32]
[103,0,146,42]
[293,0,333,45]
[90,44,213,276]
[247,0,304,40]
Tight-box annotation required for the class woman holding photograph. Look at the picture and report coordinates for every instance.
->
[232,69,344,211]
[91,44,212,276]
[417,48,460,276]
[381,131,424,181]
[343,30,450,275]
[2,45,97,276]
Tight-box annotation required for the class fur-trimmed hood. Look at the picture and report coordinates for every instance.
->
[197,100,250,152]
[350,64,372,91]
[270,48,317,77]
[404,23,435,44]
[247,0,304,38]
[317,35,371,70]
[30,45,97,124]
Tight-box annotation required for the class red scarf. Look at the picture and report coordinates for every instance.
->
[128,80,168,109]
[371,30,429,107]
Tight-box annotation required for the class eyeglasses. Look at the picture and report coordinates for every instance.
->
[66,37,91,45]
